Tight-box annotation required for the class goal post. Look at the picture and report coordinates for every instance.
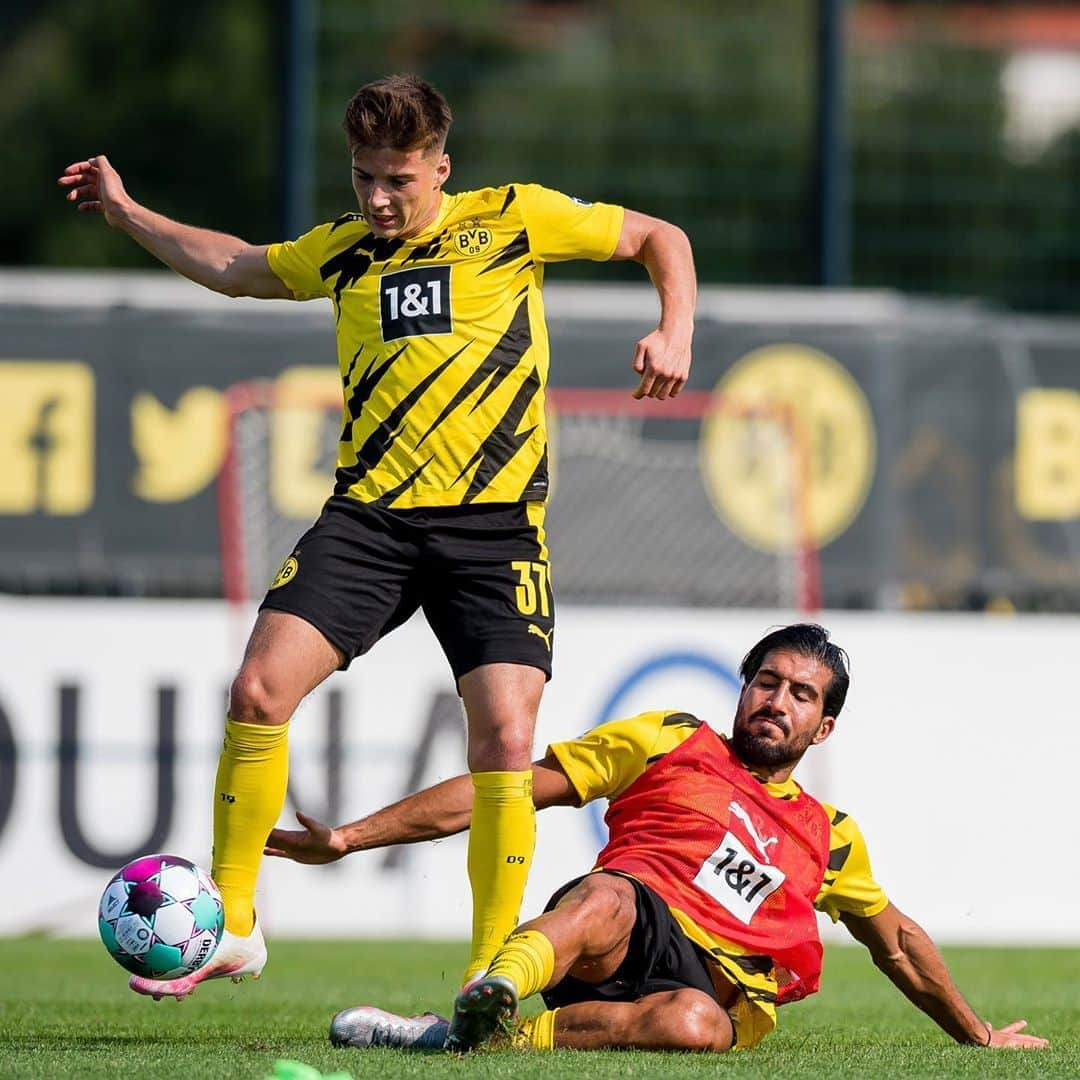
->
[218,381,820,613]
[545,389,820,613]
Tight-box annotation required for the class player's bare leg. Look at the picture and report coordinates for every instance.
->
[130,610,342,1001]
[549,989,735,1051]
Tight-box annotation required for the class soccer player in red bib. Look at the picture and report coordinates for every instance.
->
[60,75,695,1014]
[267,624,1049,1053]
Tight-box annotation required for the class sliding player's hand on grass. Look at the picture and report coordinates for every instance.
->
[985,1019,1049,1049]
[58,154,132,227]
[265,811,348,865]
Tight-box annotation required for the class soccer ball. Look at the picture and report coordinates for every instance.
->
[98,853,224,979]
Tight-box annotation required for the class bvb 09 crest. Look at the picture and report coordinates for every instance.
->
[454,222,493,257]
[700,344,876,553]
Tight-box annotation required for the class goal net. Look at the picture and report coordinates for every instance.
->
[219,382,819,612]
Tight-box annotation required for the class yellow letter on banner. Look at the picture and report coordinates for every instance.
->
[1015,389,1080,521]
[0,361,94,514]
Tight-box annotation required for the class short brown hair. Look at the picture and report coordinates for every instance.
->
[343,74,452,154]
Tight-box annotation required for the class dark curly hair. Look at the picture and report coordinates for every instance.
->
[739,623,850,718]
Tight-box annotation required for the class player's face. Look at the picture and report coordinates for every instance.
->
[731,649,835,773]
[350,145,450,241]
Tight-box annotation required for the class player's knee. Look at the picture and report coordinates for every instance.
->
[580,875,633,925]
[657,991,731,1052]
[467,725,534,771]
[560,874,636,939]
[229,668,286,726]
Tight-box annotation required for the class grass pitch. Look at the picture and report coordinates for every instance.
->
[0,938,1075,1079]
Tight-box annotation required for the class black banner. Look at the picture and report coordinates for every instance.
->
[2,277,1078,609]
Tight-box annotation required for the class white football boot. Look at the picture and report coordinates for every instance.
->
[329,1007,449,1050]
[128,917,266,1001]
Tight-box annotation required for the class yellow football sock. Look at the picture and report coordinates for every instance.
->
[212,717,289,936]
[513,1009,558,1051]
[464,770,535,982]
[488,929,556,1000]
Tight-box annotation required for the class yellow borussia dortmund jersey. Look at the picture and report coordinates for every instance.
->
[266,184,623,509]
[548,711,888,1049]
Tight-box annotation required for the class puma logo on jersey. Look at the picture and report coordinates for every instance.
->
[527,623,553,651]
[728,799,778,863]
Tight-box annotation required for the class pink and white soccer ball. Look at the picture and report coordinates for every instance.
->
[98,853,225,979]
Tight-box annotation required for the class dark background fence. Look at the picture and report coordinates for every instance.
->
[5,2,1080,310]
[3,273,1078,611]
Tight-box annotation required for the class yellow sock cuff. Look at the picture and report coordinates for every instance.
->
[513,1008,558,1051]
[488,929,556,1000]
[223,716,289,755]
[471,769,534,799]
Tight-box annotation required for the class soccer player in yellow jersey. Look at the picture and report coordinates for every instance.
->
[266,624,1048,1054]
[59,74,696,1007]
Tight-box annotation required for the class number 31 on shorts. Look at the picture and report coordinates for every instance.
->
[512,560,550,617]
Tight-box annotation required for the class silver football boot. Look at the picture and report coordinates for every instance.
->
[329,1006,449,1050]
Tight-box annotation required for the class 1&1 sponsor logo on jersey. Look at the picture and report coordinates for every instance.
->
[379,265,453,342]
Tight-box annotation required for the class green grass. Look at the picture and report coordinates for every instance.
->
[0,938,1075,1079]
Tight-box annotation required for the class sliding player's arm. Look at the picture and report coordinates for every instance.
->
[841,903,1048,1049]
[611,208,696,401]
[264,754,580,865]
[58,154,291,299]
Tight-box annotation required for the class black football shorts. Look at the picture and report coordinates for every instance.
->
[539,871,725,1009]
[258,496,555,681]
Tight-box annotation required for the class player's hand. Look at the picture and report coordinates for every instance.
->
[264,810,349,865]
[57,154,132,227]
[631,326,692,400]
[983,1019,1049,1049]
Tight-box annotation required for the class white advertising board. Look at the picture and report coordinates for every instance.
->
[0,598,1076,944]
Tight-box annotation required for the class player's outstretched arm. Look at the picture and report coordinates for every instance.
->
[841,902,1049,1049]
[58,154,291,299]
[611,209,696,401]
[264,754,579,864]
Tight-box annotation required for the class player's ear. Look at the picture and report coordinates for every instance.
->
[435,153,450,188]
[811,715,835,746]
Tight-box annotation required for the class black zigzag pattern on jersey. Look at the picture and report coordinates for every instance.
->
[518,443,549,500]
[828,842,852,873]
[342,344,364,387]
[711,947,774,978]
[371,454,435,508]
[334,348,465,495]
[461,364,542,502]
[320,235,405,311]
[340,344,408,444]
[831,809,848,825]
[478,229,530,276]
[329,212,365,233]
[662,712,702,728]
[499,186,517,216]
[402,231,449,265]
[413,297,531,450]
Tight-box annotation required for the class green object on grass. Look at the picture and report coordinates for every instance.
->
[266,1060,353,1080]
